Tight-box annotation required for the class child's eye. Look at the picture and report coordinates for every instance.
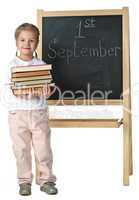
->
[30,40,35,43]
[21,39,25,42]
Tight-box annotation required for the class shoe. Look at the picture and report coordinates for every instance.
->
[40,182,58,195]
[19,183,31,196]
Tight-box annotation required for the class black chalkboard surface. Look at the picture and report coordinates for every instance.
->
[42,15,122,99]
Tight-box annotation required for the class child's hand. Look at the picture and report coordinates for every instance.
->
[41,84,56,98]
[30,84,56,98]
[29,88,43,97]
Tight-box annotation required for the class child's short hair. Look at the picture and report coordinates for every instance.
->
[15,23,40,41]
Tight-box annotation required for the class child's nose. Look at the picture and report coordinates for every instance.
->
[25,41,30,46]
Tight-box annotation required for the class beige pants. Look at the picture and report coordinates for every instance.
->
[8,109,56,186]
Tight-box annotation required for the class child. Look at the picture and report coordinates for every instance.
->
[6,23,58,196]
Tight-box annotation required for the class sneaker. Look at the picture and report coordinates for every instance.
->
[40,182,58,195]
[19,183,31,196]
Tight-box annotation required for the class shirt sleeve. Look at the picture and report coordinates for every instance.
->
[0,64,15,109]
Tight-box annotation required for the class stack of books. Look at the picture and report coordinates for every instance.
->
[10,64,55,95]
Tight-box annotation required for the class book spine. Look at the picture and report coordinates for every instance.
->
[11,64,52,73]
[14,79,52,87]
[12,71,51,78]
[11,75,52,82]
[11,82,55,90]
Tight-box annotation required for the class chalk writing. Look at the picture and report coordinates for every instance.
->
[48,39,121,64]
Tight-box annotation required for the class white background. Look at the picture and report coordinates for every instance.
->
[0,0,139,199]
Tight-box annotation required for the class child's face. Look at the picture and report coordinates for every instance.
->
[16,30,38,57]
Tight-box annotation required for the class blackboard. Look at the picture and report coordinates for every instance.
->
[42,15,122,100]
[38,9,132,185]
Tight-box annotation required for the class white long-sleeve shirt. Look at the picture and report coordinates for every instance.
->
[2,56,48,111]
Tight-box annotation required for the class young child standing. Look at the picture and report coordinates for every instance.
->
[6,23,57,196]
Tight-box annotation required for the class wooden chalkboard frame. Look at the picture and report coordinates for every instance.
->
[37,7,132,186]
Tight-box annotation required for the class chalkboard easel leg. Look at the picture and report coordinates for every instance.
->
[129,113,133,175]
[123,121,130,186]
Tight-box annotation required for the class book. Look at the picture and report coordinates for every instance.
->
[14,79,52,87]
[12,83,55,95]
[10,64,55,94]
[12,70,51,78]
[11,64,52,73]
[12,87,43,95]
[11,82,55,90]
[11,75,52,82]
